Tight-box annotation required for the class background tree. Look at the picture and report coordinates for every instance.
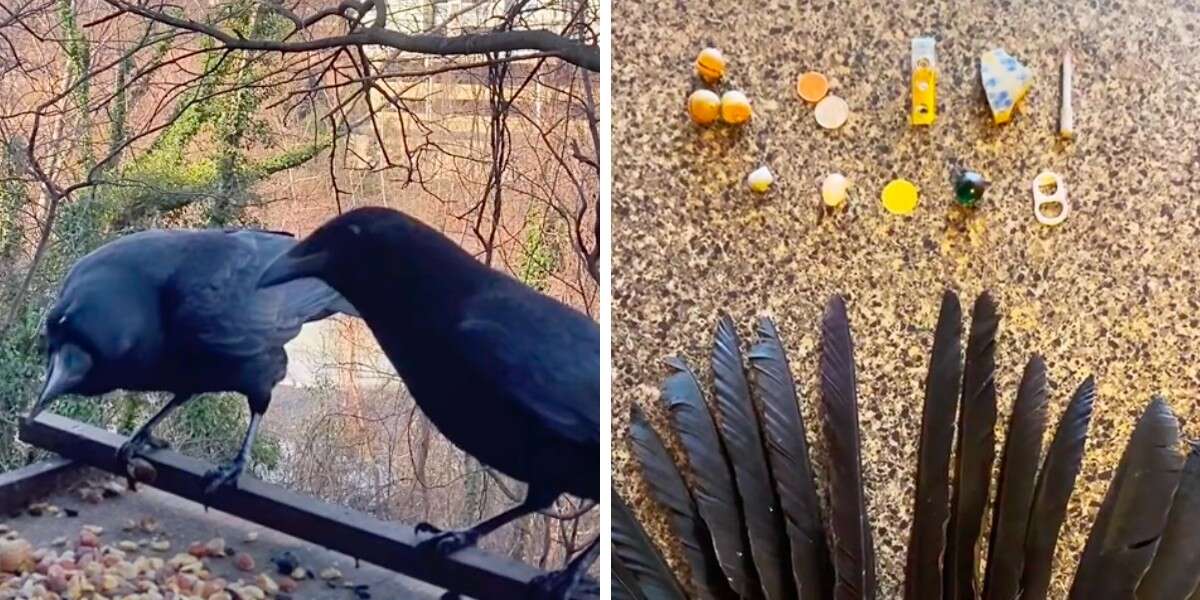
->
[0,0,598,570]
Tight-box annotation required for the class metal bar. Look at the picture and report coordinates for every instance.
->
[0,458,88,516]
[19,413,543,598]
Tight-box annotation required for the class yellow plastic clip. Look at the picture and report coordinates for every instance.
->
[911,37,937,126]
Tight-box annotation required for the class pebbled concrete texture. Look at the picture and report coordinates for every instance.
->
[611,0,1200,597]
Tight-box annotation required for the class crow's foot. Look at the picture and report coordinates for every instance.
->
[528,563,599,599]
[116,433,169,465]
[416,528,479,557]
[202,461,244,496]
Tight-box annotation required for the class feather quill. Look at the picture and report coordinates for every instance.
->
[903,290,963,600]
[712,314,795,600]
[612,490,688,600]
[661,356,761,598]
[1017,376,1095,600]
[1137,442,1200,600]
[820,296,877,600]
[748,316,835,600]
[1068,397,1184,600]
[944,292,1000,600]
[629,405,738,600]
[982,356,1049,600]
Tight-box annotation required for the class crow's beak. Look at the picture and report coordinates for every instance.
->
[30,343,91,420]
[258,249,330,288]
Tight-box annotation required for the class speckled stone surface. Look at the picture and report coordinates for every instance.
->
[612,1,1200,598]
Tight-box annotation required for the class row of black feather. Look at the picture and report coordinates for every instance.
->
[614,291,1200,600]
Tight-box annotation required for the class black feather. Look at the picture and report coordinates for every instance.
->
[1068,397,1184,600]
[748,317,835,600]
[982,356,1049,600]
[1018,376,1096,600]
[613,555,650,600]
[712,314,794,600]
[1138,443,1200,600]
[904,290,963,600]
[944,292,1000,600]
[819,296,877,600]
[629,405,737,600]
[661,356,761,598]
[612,489,688,600]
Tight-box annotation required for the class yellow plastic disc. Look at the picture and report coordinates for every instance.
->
[881,179,919,215]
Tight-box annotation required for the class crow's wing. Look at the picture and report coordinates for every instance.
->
[455,285,600,447]
[172,230,355,358]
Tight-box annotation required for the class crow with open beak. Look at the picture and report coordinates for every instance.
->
[32,228,356,495]
[258,207,600,589]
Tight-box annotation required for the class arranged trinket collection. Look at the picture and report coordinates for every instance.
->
[684,40,1075,226]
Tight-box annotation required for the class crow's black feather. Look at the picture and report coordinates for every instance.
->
[904,291,962,600]
[749,317,834,600]
[1018,376,1095,600]
[661,356,761,598]
[712,314,794,600]
[1069,397,1184,600]
[613,491,687,600]
[944,292,999,600]
[629,405,737,600]
[1137,443,1200,600]
[983,356,1048,600]
[820,296,876,600]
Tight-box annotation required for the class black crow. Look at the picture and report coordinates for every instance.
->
[29,228,356,493]
[256,207,600,559]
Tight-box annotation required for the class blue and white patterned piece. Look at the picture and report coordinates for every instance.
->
[980,48,1034,124]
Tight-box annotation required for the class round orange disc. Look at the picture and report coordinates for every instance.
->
[797,71,829,103]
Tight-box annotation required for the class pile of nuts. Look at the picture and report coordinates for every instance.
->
[1,526,288,599]
[0,495,369,599]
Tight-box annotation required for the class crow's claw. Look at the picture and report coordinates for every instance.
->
[417,529,479,557]
[117,434,169,465]
[529,569,599,600]
[202,461,244,496]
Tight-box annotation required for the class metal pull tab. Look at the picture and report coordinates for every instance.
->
[1032,171,1069,226]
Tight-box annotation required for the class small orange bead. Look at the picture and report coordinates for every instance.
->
[695,48,726,84]
[720,90,752,125]
[688,89,721,126]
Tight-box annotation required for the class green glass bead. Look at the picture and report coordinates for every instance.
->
[953,170,989,208]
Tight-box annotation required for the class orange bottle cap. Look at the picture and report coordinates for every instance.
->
[797,71,830,103]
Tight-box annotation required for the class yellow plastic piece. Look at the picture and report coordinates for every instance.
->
[688,89,721,126]
[912,66,937,125]
[720,91,752,125]
[911,37,937,126]
[696,48,726,84]
[881,179,919,215]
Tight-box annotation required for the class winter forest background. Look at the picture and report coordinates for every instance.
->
[0,0,599,569]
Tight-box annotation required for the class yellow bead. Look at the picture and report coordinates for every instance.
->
[688,89,721,126]
[695,48,726,84]
[747,166,774,193]
[720,90,752,125]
